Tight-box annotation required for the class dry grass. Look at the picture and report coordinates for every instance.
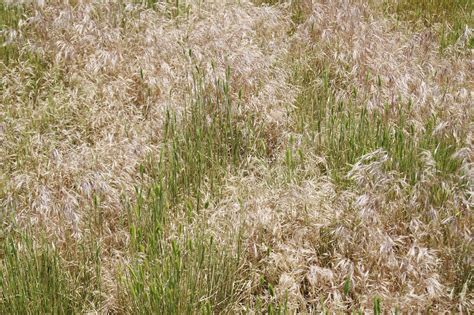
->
[1,0,473,313]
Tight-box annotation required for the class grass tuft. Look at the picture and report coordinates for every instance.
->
[0,229,103,314]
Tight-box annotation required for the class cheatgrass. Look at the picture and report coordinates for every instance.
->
[1,0,472,312]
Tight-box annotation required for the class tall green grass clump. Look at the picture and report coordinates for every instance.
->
[121,66,267,313]
[0,229,103,313]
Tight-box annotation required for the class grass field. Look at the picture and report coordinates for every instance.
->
[1,0,472,313]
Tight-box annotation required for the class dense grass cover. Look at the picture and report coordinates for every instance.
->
[1,0,472,313]
[384,0,473,49]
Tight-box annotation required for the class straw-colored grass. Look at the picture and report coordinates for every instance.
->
[1,0,472,313]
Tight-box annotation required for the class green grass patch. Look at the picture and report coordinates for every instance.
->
[120,66,269,313]
[384,0,474,49]
[289,58,467,202]
[123,221,242,314]
[138,0,191,18]
[0,2,28,66]
[0,229,103,313]
[143,66,267,205]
